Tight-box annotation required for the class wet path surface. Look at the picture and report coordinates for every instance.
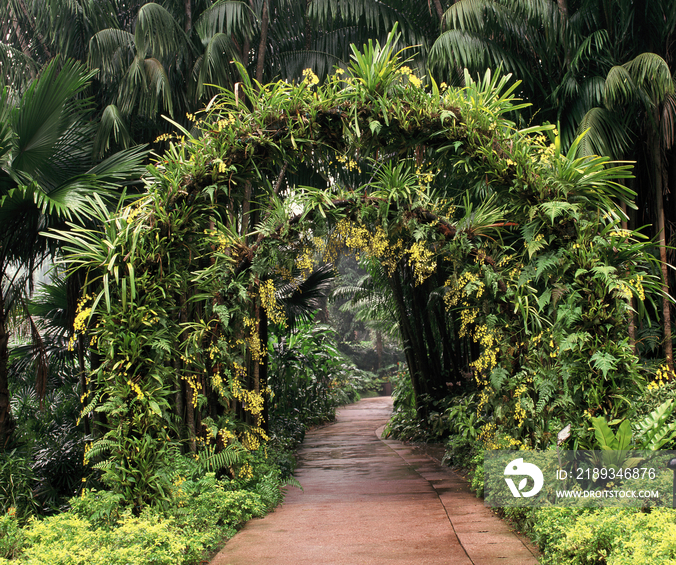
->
[210,397,538,565]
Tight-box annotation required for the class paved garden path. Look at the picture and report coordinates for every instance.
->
[210,396,539,565]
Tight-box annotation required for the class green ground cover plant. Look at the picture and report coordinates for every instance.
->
[0,444,292,565]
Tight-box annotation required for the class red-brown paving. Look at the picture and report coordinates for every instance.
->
[209,396,539,565]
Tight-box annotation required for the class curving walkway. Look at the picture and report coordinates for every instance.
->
[210,396,539,565]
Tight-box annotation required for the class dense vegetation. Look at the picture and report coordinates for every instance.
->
[1,2,676,564]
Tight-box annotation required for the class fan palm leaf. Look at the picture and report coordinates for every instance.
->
[274,263,335,329]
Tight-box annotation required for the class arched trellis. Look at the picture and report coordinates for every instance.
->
[54,30,659,506]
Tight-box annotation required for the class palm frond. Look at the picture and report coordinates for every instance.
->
[194,33,240,98]
[661,91,676,150]
[92,104,133,159]
[624,52,673,103]
[275,264,335,329]
[194,0,256,42]
[0,43,39,91]
[577,107,633,159]
[10,58,96,178]
[87,29,136,83]
[275,50,345,83]
[308,0,425,46]
[429,29,534,87]
[134,2,191,62]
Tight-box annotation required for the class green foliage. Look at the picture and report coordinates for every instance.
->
[591,417,633,451]
[0,451,37,520]
[533,508,676,565]
[0,512,24,559]
[16,512,191,565]
[468,451,484,497]
[44,30,666,511]
[269,320,371,434]
[5,447,292,565]
[634,400,676,450]
[442,393,484,468]
[590,399,676,454]
[67,489,124,530]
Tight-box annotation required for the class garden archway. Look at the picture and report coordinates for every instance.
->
[58,30,656,505]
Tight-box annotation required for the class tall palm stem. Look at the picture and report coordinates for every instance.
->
[0,286,13,448]
[256,0,269,83]
[652,107,674,370]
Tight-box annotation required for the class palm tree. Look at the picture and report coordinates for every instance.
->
[429,0,676,369]
[580,51,676,368]
[2,0,453,155]
[0,58,147,448]
[428,0,620,148]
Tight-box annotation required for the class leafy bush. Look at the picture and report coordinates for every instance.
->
[6,450,290,565]
[0,449,41,521]
[532,507,676,565]
[17,512,188,565]
[268,321,372,434]
[67,489,125,530]
[0,511,24,559]
[383,368,433,442]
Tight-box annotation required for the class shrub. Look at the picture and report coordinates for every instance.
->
[19,513,188,565]
[0,451,38,520]
[532,507,676,565]
[0,511,24,559]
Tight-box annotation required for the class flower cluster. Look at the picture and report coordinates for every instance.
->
[259,279,287,326]
[469,325,499,374]
[211,371,228,398]
[479,422,523,450]
[68,294,93,351]
[184,375,202,408]
[629,274,646,301]
[613,280,633,301]
[83,442,92,465]
[242,316,265,362]
[302,68,319,86]
[330,218,394,265]
[444,270,482,309]
[513,383,528,426]
[216,114,237,132]
[295,244,315,273]
[647,363,674,391]
[127,379,144,400]
[203,227,232,253]
[407,241,436,286]
[333,153,361,172]
[238,460,254,479]
[397,66,422,88]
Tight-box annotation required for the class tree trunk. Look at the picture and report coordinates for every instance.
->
[557,0,568,17]
[432,0,444,22]
[184,0,192,33]
[375,330,382,371]
[15,0,51,59]
[259,304,269,433]
[6,5,34,70]
[255,0,269,83]
[389,265,427,420]
[304,0,312,50]
[651,109,674,371]
[186,384,196,452]
[0,290,14,450]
